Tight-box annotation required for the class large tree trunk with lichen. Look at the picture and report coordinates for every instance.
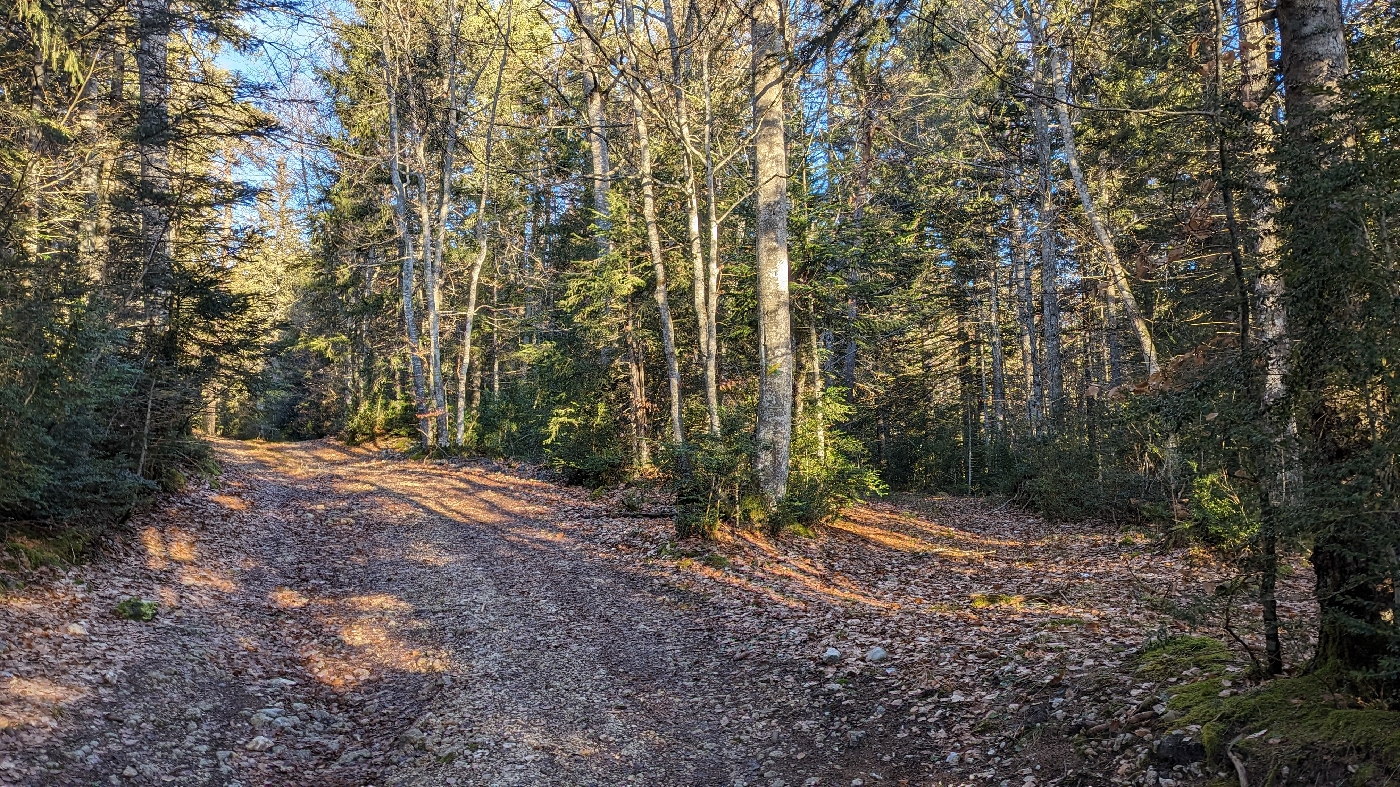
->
[1277,0,1394,683]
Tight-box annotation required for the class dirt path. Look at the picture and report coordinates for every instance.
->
[0,439,1314,787]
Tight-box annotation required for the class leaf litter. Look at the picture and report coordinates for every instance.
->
[0,439,1315,786]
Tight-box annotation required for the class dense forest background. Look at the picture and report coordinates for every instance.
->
[2,0,1397,697]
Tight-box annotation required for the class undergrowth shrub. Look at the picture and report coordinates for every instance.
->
[670,391,884,538]
[542,400,628,487]
[775,389,886,532]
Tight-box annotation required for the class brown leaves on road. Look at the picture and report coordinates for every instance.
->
[0,439,1313,787]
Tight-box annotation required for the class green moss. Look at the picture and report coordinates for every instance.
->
[2,524,103,574]
[1199,720,1227,759]
[702,553,731,569]
[1167,672,1400,783]
[1132,635,1232,680]
[113,597,159,621]
[971,593,1024,609]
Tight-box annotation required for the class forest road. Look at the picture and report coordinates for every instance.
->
[10,439,874,787]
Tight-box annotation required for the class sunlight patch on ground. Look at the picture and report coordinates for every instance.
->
[269,587,310,609]
[210,494,249,510]
[0,676,87,730]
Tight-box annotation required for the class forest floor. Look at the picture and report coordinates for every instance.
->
[0,438,1318,787]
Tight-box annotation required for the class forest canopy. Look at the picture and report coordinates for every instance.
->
[1,0,1397,699]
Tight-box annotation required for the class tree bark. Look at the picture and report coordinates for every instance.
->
[624,0,683,446]
[133,0,171,315]
[1026,54,1064,419]
[701,49,723,434]
[425,0,462,447]
[1009,195,1043,431]
[988,257,1007,437]
[751,0,794,508]
[380,29,429,450]
[1044,46,1161,377]
[579,1,613,256]
[1276,0,1392,680]
[1234,0,1287,677]
[455,0,512,445]
[662,0,721,438]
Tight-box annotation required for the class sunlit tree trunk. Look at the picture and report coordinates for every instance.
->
[573,0,652,461]
[455,0,512,445]
[1228,0,1287,676]
[662,0,720,437]
[422,0,462,447]
[380,27,429,451]
[701,49,723,433]
[1025,56,1064,420]
[752,0,793,508]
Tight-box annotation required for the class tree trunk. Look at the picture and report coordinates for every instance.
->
[624,0,683,446]
[810,322,826,462]
[427,0,463,446]
[134,0,171,314]
[381,35,429,450]
[752,0,794,508]
[1276,0,1392,681]
[988,258,1007,437]
[579,2,613,256]
[1009,196,1043,431]
[626,308,651,466]
[455,0,512,445]
[701,49,723,434]
[841,56,876,396]
[662,0,721,438]
[1027,63,1064,420]
[416,143,446,447]
[77,50,110,286]
[1045,46,1161,377]
[1234,0,1287,677]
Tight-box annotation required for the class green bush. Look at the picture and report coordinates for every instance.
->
[670,409,757,538]
[1186,467,1258,549]
[542,401,628,487]
[113,597,159,621]
[775,389,886,532]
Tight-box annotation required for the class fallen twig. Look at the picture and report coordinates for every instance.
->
[1226,734,1249,787]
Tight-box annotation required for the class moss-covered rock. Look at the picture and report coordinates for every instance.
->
[1132,635,1233,681]
[1167,671,1400,785]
